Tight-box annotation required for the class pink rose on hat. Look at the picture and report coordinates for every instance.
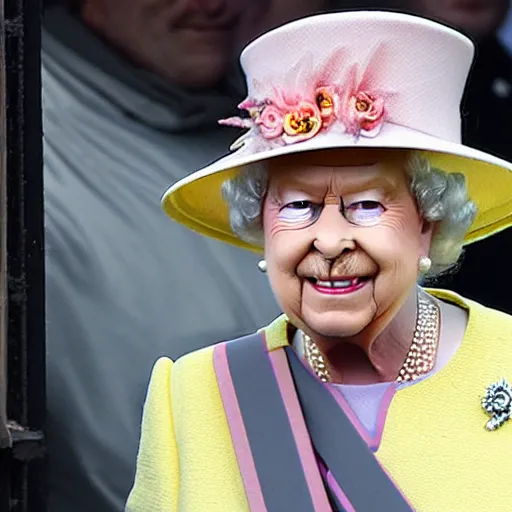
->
[255,104,285,139]
[344,91,385,138]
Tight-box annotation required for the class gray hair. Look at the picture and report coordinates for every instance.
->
[221,152,477,278]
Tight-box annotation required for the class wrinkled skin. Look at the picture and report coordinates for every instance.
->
[262,149,435,382]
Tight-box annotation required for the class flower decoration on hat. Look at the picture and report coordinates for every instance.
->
[219,47,389,151]
[338,62,386,139]
[316,87,336,127]
[256,103,285,139]
[282,101,322,143]
[343,91,385,138]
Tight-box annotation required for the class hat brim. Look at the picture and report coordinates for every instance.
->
[162,122,512,253]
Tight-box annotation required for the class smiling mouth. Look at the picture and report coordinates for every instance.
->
[306,276,371,294]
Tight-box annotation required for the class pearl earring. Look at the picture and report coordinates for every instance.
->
[258,260,267,273]
[418,256,432,274]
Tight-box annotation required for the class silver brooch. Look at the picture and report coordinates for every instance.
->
[481,378,512,431]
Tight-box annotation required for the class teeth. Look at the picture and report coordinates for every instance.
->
[333,280,353,288]
[315,279,355,288]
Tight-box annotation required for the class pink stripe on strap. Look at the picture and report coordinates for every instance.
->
[325,382,413,508]
[324,383,373,445]
[373,384,398,449]
[318,458,356,512]
[267,347,332,511]
[326,380,398,451]
[213,343,267,512]
[326,471,357,512]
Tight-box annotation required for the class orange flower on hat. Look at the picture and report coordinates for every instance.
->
[315,87,337,127]
[345,91,385,138]
[255,104,285,139]
[283,101,322,143]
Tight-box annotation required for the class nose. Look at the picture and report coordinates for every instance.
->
[312,205,356,260]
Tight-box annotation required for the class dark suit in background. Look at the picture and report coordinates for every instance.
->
[436,37,512,313]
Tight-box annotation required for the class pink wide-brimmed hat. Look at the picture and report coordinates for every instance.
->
[162,11,512,252]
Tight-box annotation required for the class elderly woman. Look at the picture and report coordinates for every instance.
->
[126,11,512,512]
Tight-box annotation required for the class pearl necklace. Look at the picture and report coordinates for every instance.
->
[302,292,440,383]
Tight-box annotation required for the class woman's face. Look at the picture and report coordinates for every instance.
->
[262,149,433,342]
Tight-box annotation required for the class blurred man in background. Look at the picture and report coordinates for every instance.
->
[393,0,512,313]
[43,0,328,510]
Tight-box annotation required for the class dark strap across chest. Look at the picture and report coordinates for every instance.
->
[213,332,414,511]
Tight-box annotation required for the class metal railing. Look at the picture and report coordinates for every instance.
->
[0,0,46,510]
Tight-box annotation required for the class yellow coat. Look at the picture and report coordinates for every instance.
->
[126,290,512,511]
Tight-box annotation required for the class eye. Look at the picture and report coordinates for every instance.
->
[278,200,319,223]
[344,200,385,226]
[287,200,311,210]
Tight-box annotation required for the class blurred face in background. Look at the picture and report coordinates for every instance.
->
[398,0,510,40]
[80,0,327,89]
